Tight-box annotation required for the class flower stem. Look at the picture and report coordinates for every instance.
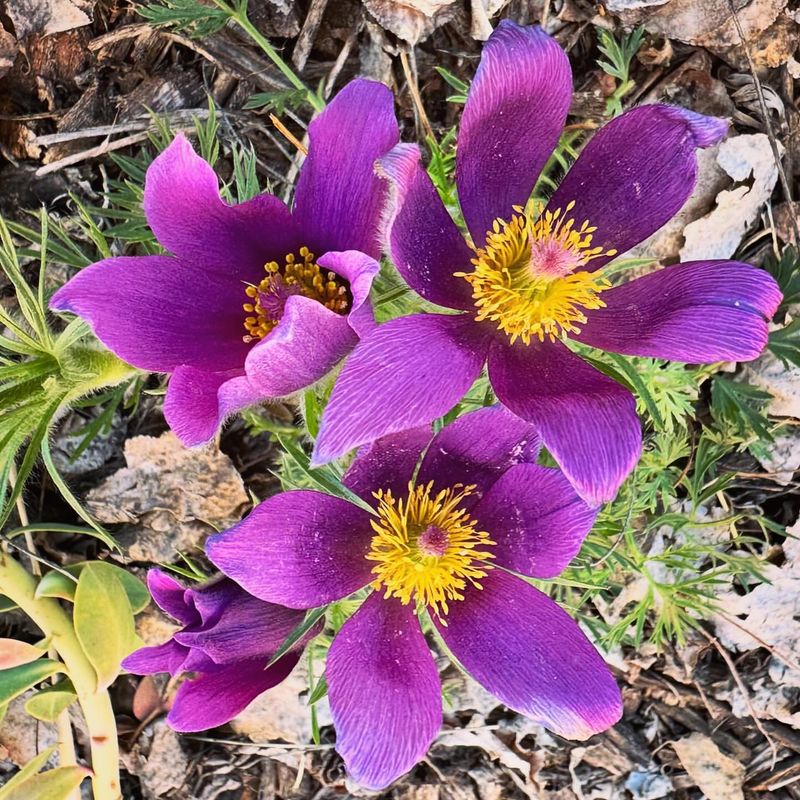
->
[212,0,324,113]
[0,553,122,800]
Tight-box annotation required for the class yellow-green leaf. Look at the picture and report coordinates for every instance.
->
[0,746,56,797]
[73,563,142,690]
[37,562,149,613]
[0,638,46,670]
[24,679,76,722]
[0,765,90,800]
[0,660,63,706]
[34,571,78,602]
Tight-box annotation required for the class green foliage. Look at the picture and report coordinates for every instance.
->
[24,679,77,722]
[0,764,89,800]
[762,244,800,314]
[711,376,773,442]
[73,563,143,690]
[243,87,309,113]
[434,66,469,103]
[0,215,138,532]
[596,26,645,116]
[769,317,800,368]
[0,659,63,706]
[138,0,233,37]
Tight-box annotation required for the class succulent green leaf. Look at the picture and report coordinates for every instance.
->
[38,562,149,613]
[0,659,63,706]
[73,563,143,690]
[0,638,47,670]
[0,765,91,800]
[24,679,77,722]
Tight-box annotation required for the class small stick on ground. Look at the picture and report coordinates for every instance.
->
[698,626,779,770]
[400,48,434,142]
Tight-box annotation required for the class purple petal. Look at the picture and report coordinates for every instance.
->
[320,250,380,337]
[144,133,299,279]
[244,296,357,397]
[167,653,301,733]
[457,21,572,246]
[164,367,265,447]
[417,405,541,506]
[185,578,243,627]
[146,569,196,625]
[488,339,641,505]
[207,491,375,608]
[122,640,188,676]
[436,570,622,739]
[313,314,490,465]
[327,593,441,790]
[50,256,250,373]
[377,143,475,310]
[547,105,728,270]
[175,595,306,665]
[293,79,399,260]
[343,427,434,502]
[576,260,782,362]
[471,463,597,578]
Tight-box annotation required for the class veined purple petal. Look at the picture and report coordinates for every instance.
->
[377,144,475,310]
[144,134,299,279]
[488,338,641,505]
[313,313,491,465]
[175,596,307,665]
[184,578,242,628]
[457,21,572,246]
[293,79,399,259]
[471,463,597,578]
[327,594,441,790]
[207,491,375,609]
[417,405,540,506]
[244,297,358,397]
[122,640,188,676]
[49,256,250,373]
[548,105,728,270]
[576,260,782,362]
[319,250,380,338]
[436,570,622,739]
[167,653,301,733]
[146,569,196,625]
[343,427,434,502]
[164,367,265,447]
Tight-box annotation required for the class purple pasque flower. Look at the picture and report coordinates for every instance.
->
[50,79,399,447]
[122,570,316,732]
[311,22,782,506]
[207,406,622,790]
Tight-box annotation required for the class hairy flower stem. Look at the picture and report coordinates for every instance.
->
[213,1,324,113]
[0,553,122,800]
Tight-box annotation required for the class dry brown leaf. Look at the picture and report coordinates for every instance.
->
[4,0,92,39]
[671,733,744,800]
[680,134,780,261]
[137,721,190,799]
[712,521,800,688]
[613,0,785,51]
[744,347,800,419]
[230,661,328,743]
[364,0,459,44]
[86,432,249,563]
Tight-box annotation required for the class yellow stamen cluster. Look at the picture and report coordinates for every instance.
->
[366,481,495,621]
[242,246,350,342]
[457,202,617,345]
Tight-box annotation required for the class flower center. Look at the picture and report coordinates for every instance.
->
[456,202,616,346]
[242,247,351,342]
[366,481,495,620]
